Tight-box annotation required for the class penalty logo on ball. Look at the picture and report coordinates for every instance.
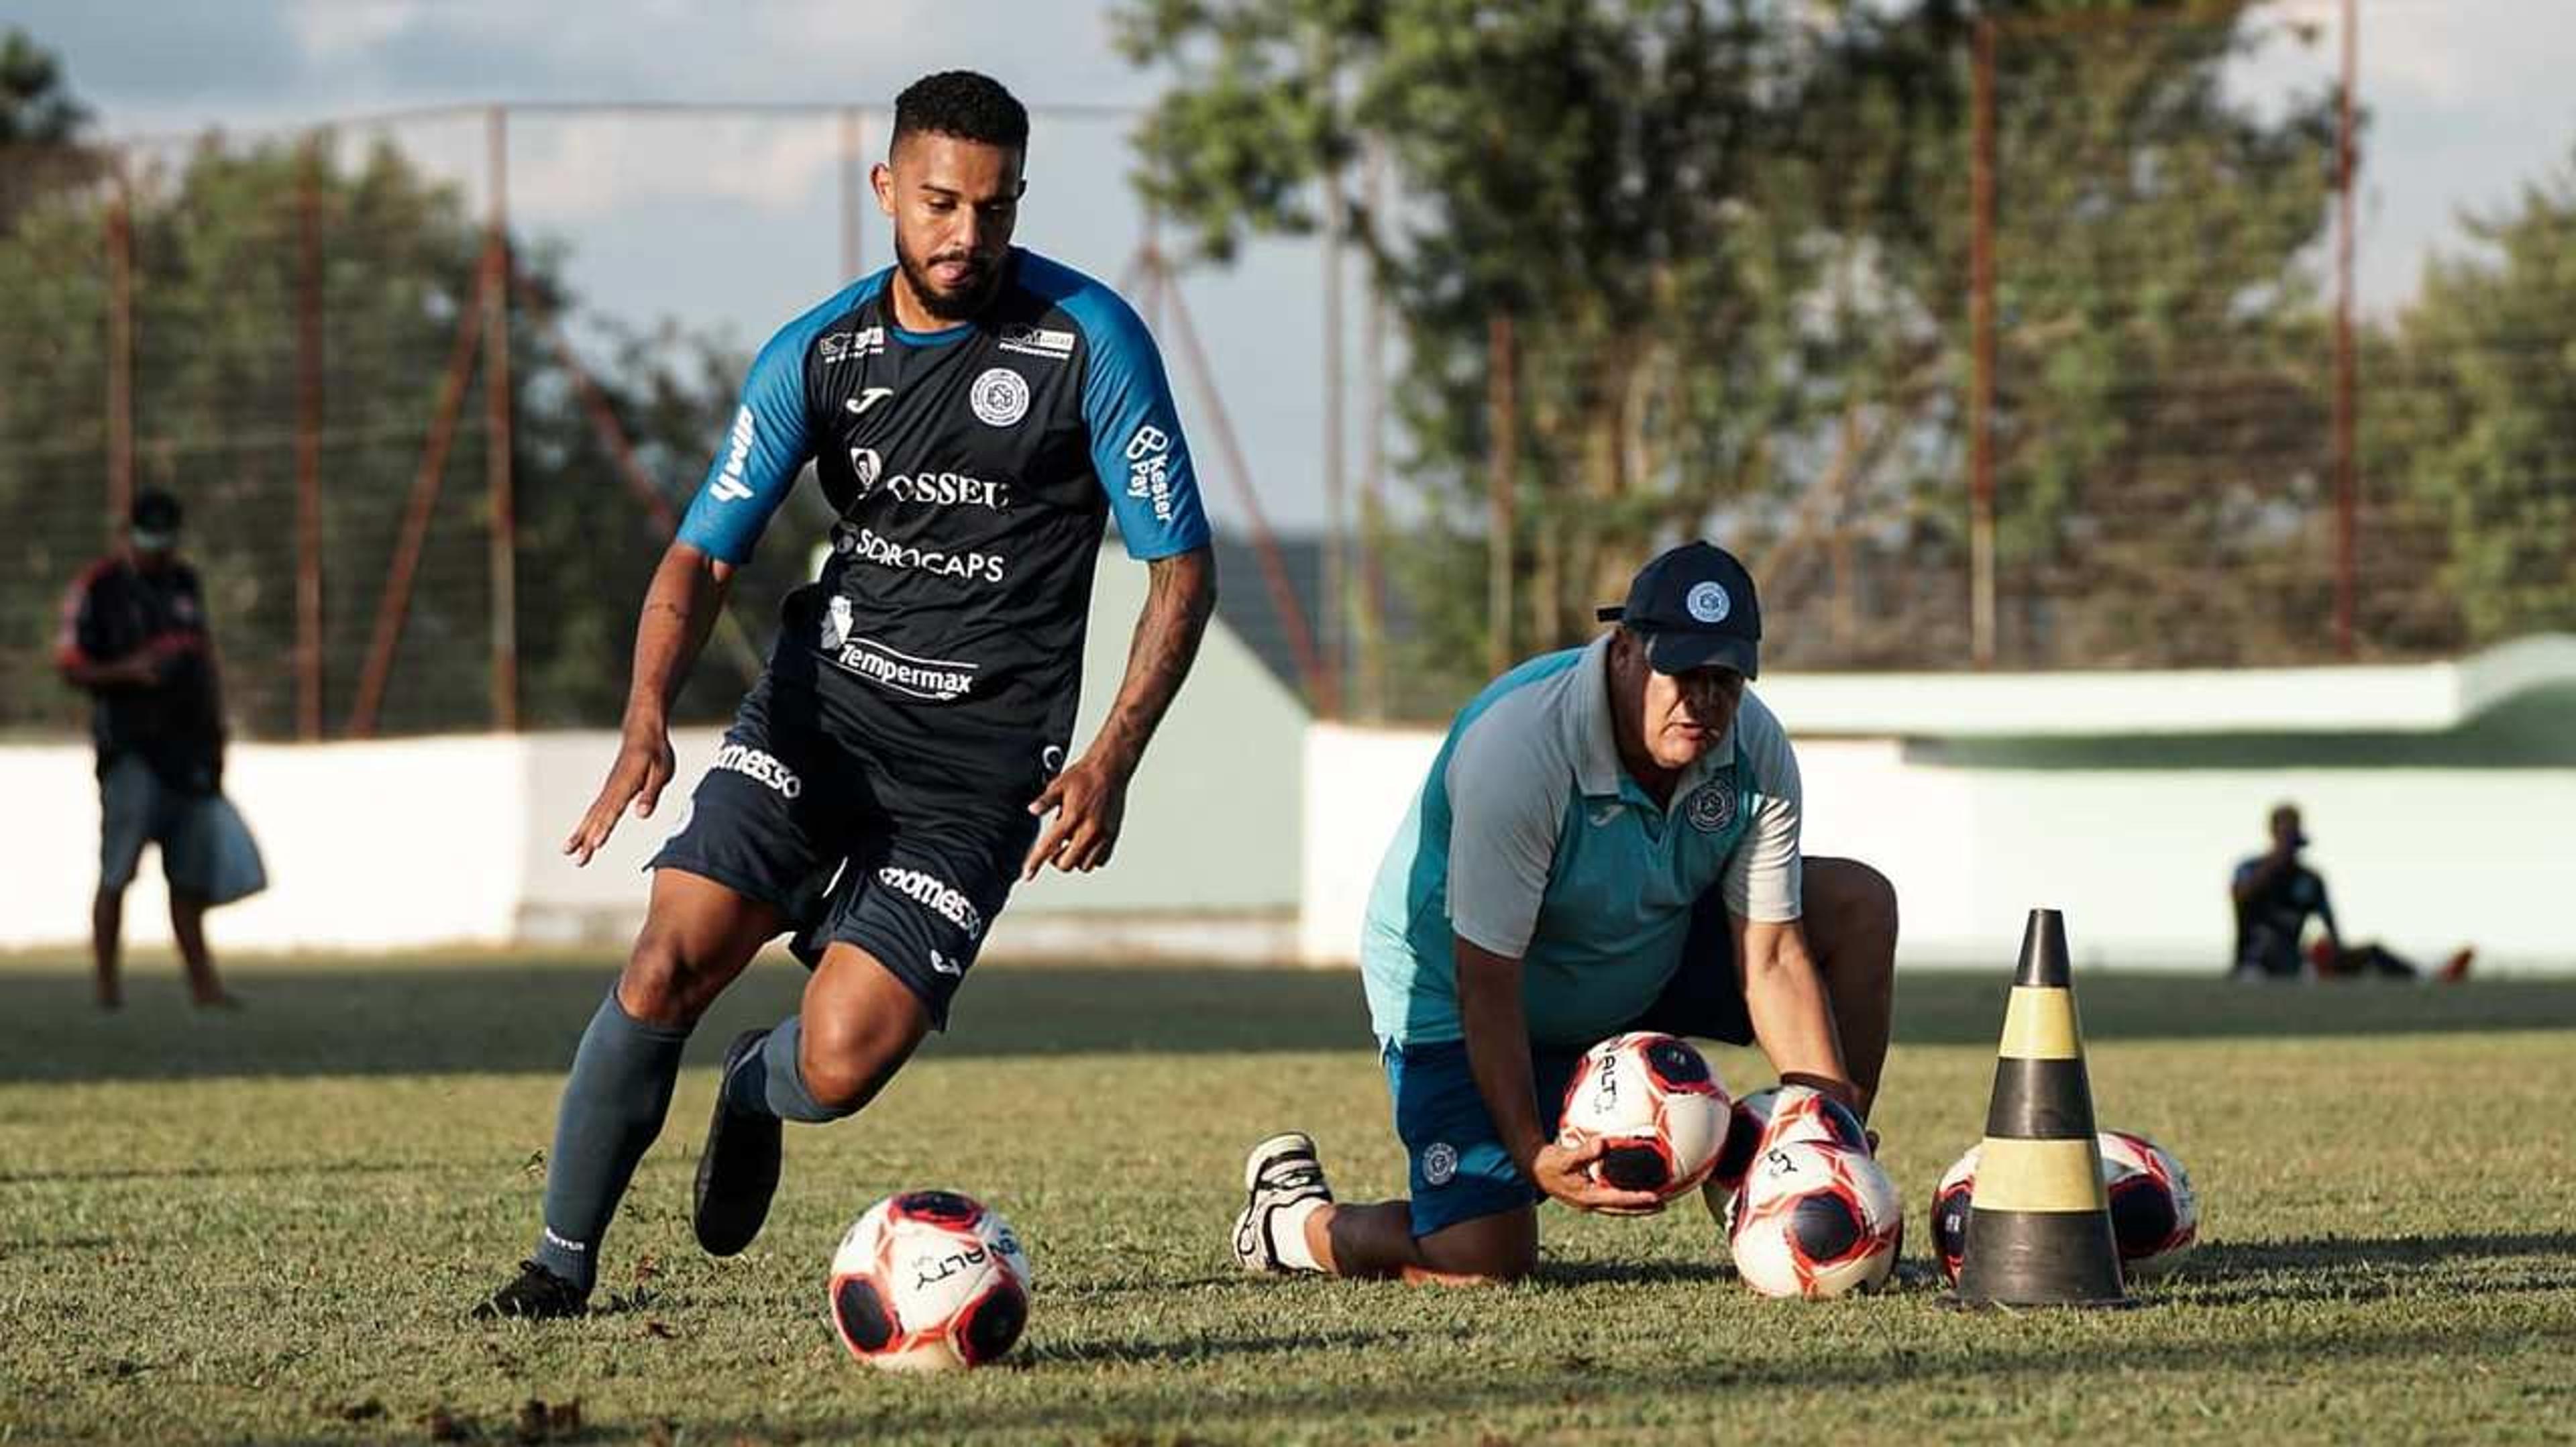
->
[828,1189,1032,1373]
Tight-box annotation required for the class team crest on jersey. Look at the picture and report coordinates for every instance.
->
[1684,775,1737,834]
[971,367,1030,427]
[1422,1142,1459,1186]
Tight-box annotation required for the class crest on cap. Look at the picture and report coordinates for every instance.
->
[1686,582,1731,625]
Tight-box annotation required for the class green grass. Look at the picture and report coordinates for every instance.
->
[4,953,2573,1445]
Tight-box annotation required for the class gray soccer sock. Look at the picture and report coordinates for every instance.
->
[721,1014,850,1124]
[530,988,691,1293]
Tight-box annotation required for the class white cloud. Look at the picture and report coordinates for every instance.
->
[2262,0,2576,109]
[508,113,847,223]
[287,0,434,64]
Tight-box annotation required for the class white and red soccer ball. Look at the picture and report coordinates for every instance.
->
[1708,1083,1872,1199]
[1929,1145,1982,1285]
[1929,1130,2199,1284]
[828,1189,1032,1372]
[1727,1136,1904,1299]
[1556,1032,1732,1203]
[2096,1129,2199,1276]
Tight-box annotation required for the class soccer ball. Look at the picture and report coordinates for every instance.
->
[1555,1031,1731,1201]
[1728,1140,1904,1298]
[1709,1083,1870,1198]
[2097,1130,2199,1277]
[1749,1083,1871,1152]
[1708,1083,1868,1200]
[1705,1082,1876,1230]
[1928,1132,2198,1285]
[827,1190,1033,1372]
[1928,1143,1981,1285]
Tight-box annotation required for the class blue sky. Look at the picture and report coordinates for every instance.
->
[19,0,2576,531]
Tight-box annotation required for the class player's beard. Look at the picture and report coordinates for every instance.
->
[896,232,1004,321]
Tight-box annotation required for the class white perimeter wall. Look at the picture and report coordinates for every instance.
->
[4,712,1299,957]
[15,674,2568,971]
[5,551,1307,958]
[5,736,539,952]
[1299,725,2576,973]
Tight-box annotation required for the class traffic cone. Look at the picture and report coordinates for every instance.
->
[1945,908,2134,1309]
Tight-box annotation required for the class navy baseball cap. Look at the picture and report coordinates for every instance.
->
[129,489,183,551]
[1595,541,1762,678]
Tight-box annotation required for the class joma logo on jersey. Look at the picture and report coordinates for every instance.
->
[711,742,801,798]
[711,406,758,501]
[877,865,985,939]
[1124,424,1177,524]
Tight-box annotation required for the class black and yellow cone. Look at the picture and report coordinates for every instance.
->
[1945,908,2133,1309]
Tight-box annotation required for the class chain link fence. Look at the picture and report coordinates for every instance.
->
[5,7,2572,745]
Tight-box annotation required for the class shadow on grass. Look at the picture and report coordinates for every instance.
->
[652,1315,2575,1444]
[2,961,2571,1084]
[1533,1257,1737,1290]
[1022,1327,1395,1367]
[0,1158,449,1186]
[2162,1231,2576,1307]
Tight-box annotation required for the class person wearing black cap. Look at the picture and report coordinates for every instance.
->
[1231,540,1898,1285]
[54,488,262,1010]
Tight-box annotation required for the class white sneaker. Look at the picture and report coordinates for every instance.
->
[1231,1131,1334,1274]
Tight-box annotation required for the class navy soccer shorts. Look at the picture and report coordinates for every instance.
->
[1628,886,1758,1047]
[1384,886,1754,1237]
[649,671,1044,1028]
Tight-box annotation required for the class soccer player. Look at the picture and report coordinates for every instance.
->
[476,71,1215,1319]
[55,488,261,1012]
[1231,542,1895,1285]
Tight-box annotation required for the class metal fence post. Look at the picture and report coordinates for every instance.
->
[1969,16,1999,669]
[296,133,327,739]
[484,105,519,731]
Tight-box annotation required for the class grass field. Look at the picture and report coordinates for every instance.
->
[4,951,2573,1445]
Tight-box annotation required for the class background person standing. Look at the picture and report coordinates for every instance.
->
[54,488,264,1010]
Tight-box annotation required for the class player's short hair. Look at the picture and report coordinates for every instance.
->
[891,71,1029,156]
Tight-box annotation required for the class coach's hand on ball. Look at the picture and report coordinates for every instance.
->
[1022,751,1132,879]
[1525,1133,1666,1216]
[566,722,676,867]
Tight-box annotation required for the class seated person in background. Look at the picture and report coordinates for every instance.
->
[2230,803,2469,983]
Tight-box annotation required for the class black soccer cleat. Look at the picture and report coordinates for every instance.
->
[472,1260,590,1321]
[693,1028,784,1257]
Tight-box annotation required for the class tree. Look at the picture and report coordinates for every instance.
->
[2362,151,2576,645]
[1,29,104,233]
[0,28,87,144]
[0,129,780,739]
[1118,0,2344,685]
[1964,6,2342,665]
[1122,0,1851,701]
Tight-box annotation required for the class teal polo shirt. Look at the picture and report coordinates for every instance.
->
[1359,633,1806,1049]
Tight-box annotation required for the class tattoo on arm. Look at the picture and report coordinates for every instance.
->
[1089,547,1216,772]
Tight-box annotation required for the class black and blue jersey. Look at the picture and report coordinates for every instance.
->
[675,247,1210,758]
